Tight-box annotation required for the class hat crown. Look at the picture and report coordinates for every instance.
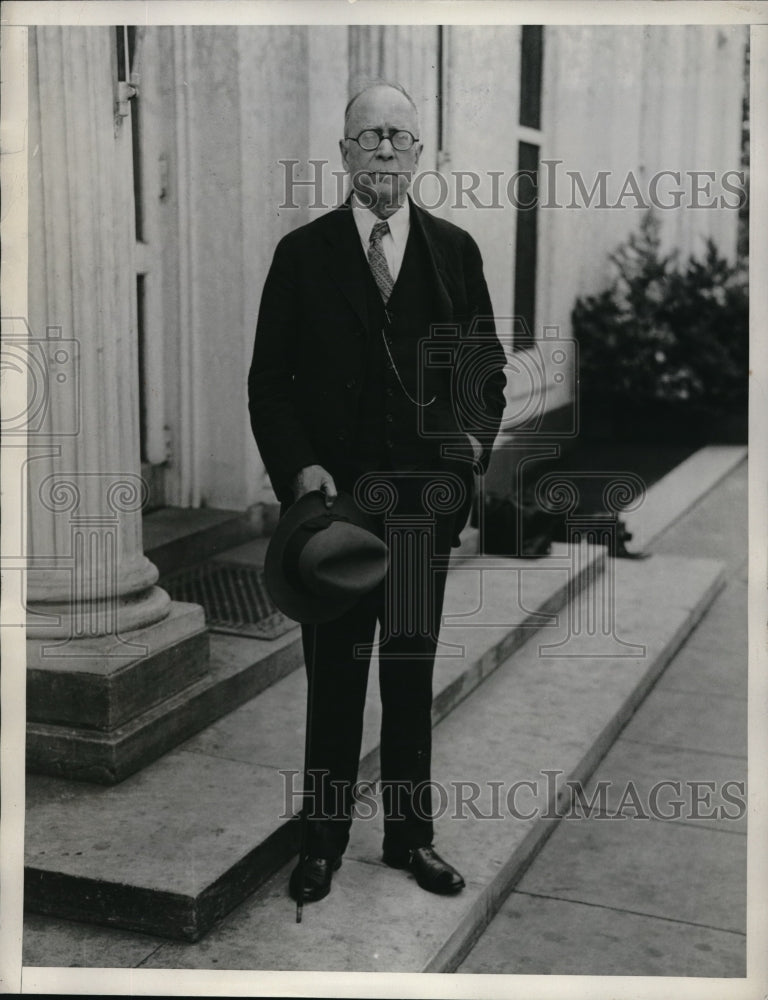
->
[299,522,387,598]
[264,491,389,624]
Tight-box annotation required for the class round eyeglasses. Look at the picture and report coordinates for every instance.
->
[345,128,420,152]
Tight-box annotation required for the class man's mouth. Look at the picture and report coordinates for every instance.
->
[369,171,409,182]
[353,170,411,206]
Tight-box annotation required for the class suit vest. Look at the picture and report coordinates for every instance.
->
[353,223,447,470]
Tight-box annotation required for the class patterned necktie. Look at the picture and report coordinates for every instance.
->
[368,220,394,302]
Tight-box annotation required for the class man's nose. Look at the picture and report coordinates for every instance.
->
[375,137,395,158]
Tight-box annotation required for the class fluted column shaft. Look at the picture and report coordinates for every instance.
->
[26,26,169,639]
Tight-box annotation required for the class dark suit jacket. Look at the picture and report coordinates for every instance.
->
[248,197,507,515]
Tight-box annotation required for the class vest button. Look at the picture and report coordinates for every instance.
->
[386,414,394,423]
[346,379,356,389]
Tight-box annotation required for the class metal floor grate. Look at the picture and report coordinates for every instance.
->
[161,562,297,640]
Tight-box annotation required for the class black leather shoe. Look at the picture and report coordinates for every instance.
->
[383,845,465,895]
[288,855,342,903]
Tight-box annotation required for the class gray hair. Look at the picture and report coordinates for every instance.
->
[344,80,419,134]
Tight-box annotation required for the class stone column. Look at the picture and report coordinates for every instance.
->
[24,26,209,783]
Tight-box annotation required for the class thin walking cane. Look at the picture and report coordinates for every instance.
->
[296,621,317,923]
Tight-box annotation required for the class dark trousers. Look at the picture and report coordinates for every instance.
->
[300,465,468,859]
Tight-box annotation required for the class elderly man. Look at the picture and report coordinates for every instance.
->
[249,81,507,904]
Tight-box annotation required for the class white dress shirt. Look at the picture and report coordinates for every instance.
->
[351,195,410,283]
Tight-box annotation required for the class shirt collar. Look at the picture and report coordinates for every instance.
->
[351,194,410,250]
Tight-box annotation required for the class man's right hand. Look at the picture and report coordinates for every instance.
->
[292,465,338,507]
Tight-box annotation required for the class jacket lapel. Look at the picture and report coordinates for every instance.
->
[319,203,369,331]
[408,198,454,322]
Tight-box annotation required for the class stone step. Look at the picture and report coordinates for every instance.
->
[24,542,602,939]
[25,623,305,784]
[143,506,267,578]
[135,552,725,972]
[623,444,747,551]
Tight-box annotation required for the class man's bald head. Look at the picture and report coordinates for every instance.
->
[344,81,420,136]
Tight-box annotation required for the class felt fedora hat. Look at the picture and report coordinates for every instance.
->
[265,490,389,624]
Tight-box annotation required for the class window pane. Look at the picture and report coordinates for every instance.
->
[519,25,543,129]
[513,141,539,347]
[115,26,127,81]
[437,24,445,151]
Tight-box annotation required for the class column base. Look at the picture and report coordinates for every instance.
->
[26,601,210,782]
[26,581,173,639]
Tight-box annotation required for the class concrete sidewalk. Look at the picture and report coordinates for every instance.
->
[458,459,747,977]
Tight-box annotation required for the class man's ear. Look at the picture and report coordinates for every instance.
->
[339,138,349,170]
[413,141,423,169]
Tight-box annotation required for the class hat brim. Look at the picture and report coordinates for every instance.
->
[265,490,383,624]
